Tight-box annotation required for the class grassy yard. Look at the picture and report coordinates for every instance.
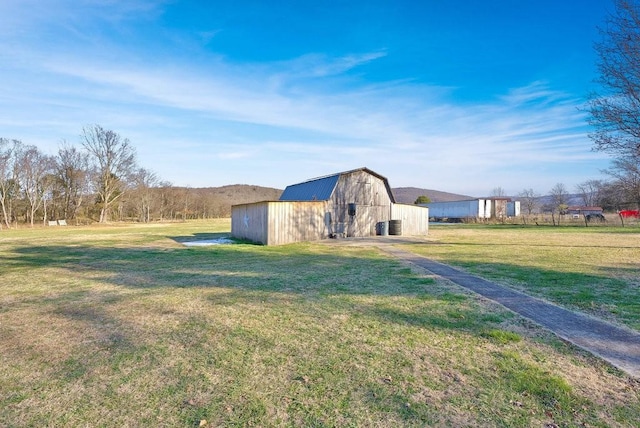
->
[409,225,640,330]
[1,221,639,427]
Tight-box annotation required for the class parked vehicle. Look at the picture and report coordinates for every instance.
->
[586,213,606,222]
[619,210,640,218]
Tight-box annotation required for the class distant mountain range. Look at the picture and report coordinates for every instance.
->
[196,185,585,212]
[210,184,283,205]
[186,185,474,215]
[391,187,473,204]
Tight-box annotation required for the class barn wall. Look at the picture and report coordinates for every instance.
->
[232,201,330,245]
[391,204,429,235]
[265,201,328,245]
[231,202,270,244]
[330,170,393,237]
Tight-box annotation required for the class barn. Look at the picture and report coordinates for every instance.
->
[231,167,429,245]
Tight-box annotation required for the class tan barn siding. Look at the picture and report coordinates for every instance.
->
[231,202,270,244]
[266,201,328,245]
[233,201,328,245]
[331,170,393,237]
[391,204,429,236]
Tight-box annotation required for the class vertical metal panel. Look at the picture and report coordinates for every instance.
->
[477,199,485,218]
[231,202,270,244]
[233,201,328,245]
[266,201,328,245]
[391,204,429,235]
[483,199,491,218]
[507,201,520,217]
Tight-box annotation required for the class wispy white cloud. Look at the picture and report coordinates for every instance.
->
[0,0,610,195]
[0,0,165,37]
[275,51,388,78]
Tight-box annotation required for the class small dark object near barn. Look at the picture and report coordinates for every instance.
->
[586,213,606,222]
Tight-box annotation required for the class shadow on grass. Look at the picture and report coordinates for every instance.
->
[5,240,637,317]
[4,243,422,294]
[4,241,637,425]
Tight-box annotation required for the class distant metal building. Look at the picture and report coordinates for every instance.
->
[232,167,429,245]
[424,198,520,221]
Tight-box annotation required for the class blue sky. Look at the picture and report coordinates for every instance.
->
[0,0,616,196]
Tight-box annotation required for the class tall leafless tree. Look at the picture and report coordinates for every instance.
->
[588,0,640,206]
[575,179,604,207]
[518,188,539,216]
[55,142,89,220]
[81,125,137,223]
[549,183,569,226]
[0,139,22,229]
[131,167,159,223]
[589,0,640,158]
[491,187,506,197]
[17,145,55,226]
[607,153,640,207]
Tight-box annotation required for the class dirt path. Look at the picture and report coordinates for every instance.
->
[378,244,640,378]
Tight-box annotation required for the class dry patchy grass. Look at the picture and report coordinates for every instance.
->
[1,220,639,427]
[409,225,640,330]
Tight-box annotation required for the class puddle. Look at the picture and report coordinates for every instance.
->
[181,238,235,246]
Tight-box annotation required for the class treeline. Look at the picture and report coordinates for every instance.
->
[0,125,279,229]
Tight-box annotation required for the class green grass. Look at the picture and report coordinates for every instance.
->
[409,224,640,330]
[1,220,639,427]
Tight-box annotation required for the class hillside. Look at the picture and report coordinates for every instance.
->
[208,185,473,207]
[188,185,474,217]
[210,184,283,205]
[392,187,473,204]
[172,184,283,218]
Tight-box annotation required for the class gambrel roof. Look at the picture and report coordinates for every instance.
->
[279,167,396,203]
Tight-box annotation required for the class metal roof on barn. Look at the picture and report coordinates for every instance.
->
[279,173,340,201]
[279,167,396,203]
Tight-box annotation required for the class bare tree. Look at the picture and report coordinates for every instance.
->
[491,187,506,197]
[55,142,90,221]
[155,181,173,221]
[597,180,626,210]
[595,180,631,225]
[17,145,55,226]
[575,179,604,207]
[179,187,191,221]
[0,139,22,229]
[131,167,159,223]
[588,1,640,201]
[81,125,137,223]
[549,183,569,226]
[588,0,640,158]
[606,153,640,208]
[518,188,539,224]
